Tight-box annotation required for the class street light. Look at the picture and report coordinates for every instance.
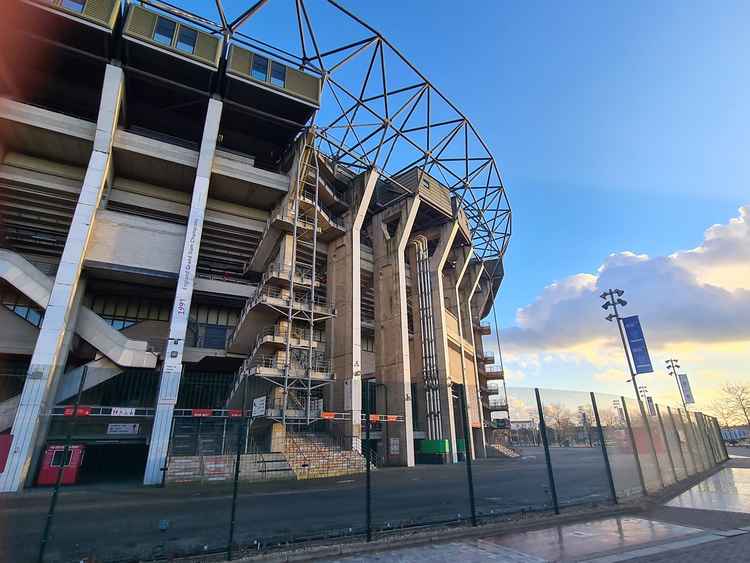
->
[600,289,642,405]
[665,358,688,411]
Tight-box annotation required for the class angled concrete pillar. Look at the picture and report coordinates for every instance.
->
[372,196,420,467]
[428,220,459,462]
[0,64,124,492]
[461,261,487,458]
[328,169,377,448]
[446,246,479,459]
[143,98,223,485]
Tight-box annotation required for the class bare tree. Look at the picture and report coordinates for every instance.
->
[720,383,750,426]
[543,403,573,445]
[709,399,740,428]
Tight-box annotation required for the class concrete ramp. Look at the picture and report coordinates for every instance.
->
[0,357,124,432]
[0,249,157,368]
[0,396,21,434]
[54,357,124,405]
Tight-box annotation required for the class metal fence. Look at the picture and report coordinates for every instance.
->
[0,377,728,563]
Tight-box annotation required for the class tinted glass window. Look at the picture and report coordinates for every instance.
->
[270,61,286,87]
[176,26,197,54]
[252,54,269,81]
[153,17,176,46]
[62,0,85,13]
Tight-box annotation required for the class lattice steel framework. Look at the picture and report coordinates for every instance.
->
[139,0,512,260]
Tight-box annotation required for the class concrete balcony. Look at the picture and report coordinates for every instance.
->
[475,323,491,336]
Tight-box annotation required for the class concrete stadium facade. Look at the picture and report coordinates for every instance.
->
[0,0,510,491]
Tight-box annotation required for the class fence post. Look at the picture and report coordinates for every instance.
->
[365,380,372,542]
[38,365,88,563]
[459,386,477,526]
[227,379,249,560]
[590,393,617,504]
[655,405,678,484]
[535,388,559,514]
[666,407,688,480]
[620,397,647,496]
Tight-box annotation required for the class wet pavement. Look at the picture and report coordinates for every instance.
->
[331,452,750,562]
[666,467,750,513]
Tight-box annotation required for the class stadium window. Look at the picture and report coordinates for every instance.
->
[270,61,286,88]
[252,54,269,81]
[153,17,176,46]
[176,26,197,54]
[62,0,85,13]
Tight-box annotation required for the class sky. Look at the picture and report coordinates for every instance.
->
[184,1,750,413]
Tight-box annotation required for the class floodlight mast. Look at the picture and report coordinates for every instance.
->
[666,358,688,411]
[600,289,642,405]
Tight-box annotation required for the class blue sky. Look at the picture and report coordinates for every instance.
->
[182,1,750,406]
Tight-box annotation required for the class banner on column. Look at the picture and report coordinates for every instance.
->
[622,315,653,374]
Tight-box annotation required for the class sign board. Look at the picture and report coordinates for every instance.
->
[252,396,267,417]
[107,423,140,435]
[646,396,656,417]
[111,407,136,417]
[678,374,695,404]
[622,316,653,374]
[389,437,400,455]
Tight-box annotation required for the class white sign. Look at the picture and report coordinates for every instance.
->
[252,396,267,417]
[646,396,656,417]
[678,374,695,404]
[111,407,136,417]
[107,423,140,435]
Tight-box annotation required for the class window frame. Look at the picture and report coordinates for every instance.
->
[61,0,86,14]
[251,54,270,82]
[153,16,177,47]
[175,25,198,54]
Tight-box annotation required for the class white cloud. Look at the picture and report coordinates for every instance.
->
[502,205,750,352]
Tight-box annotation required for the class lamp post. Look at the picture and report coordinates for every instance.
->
[665,358,688,411]
[600,289,641,405]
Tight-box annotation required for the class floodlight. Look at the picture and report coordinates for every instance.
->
[617,299,627,306]
[600,292,609,300]
[602,302,611,310]
[614,289,625,297]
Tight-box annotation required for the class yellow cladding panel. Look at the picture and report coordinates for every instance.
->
[228,45,252,75]
[82,0,118,28]
[126,4,157,39]
[195,32,220,65]
[285,67,321,104]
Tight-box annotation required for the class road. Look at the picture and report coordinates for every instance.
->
[0,447,613,562]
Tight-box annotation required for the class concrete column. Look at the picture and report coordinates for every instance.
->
[0,64,123,492]
[428,221,459,462]
[143,98,223,485]
[328,169,377,447]
[372,196,420,467]
[447,246,478,459]
[461,262,487,458]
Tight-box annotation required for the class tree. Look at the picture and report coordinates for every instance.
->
[720,383,750,427]
[543,403,573,445]
[709,399,740,428]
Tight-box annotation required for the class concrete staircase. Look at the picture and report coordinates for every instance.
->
[285,432,371,480]
[486,443,521,458]
[165,452,295,485]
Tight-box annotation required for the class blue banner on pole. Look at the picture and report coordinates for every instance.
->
[622,315,653,374]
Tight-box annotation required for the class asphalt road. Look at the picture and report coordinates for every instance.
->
[0,447,614,562]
